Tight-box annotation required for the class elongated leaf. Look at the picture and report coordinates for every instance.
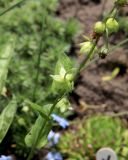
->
[25,115,52,148]
[37,118,52,148]
[0,97,17,143]
[0,42,14,94]
[26,100,52,120]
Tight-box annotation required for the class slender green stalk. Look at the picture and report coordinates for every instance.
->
[76,37,99,74]
[105,28,109,49]
[32,16,47,101]
[32,34,43,101]
[84,37,128,69]
[110,38,128,52]
[103,6,116,22]
[0,0,28,17]
[27,94,65,160]
[28,15,48,160]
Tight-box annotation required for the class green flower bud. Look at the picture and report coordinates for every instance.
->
[116,0,127,5]
[80,41,97,56]
[94,21,105,34]
[106,18,119,33]
[80,41,93,54]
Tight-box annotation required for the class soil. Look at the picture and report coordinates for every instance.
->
[57,0,128,116]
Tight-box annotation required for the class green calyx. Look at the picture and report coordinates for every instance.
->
[80,41,97,54]
[51,66,73,83]
[106,18,119,33]
[56,97,70,113]
[51,65,74,93]
[94,21,106,34]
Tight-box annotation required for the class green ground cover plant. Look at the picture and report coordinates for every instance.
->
[58,115,128,160]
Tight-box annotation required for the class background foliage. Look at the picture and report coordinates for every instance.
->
[58,116,128,160]
[0,0,79,157]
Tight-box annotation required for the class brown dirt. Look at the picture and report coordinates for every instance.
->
[57,0,113,35]
[57,0,128,116]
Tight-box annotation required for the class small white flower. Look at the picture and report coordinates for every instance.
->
[51,66,73,83]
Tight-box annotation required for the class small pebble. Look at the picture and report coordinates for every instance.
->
[96,148,118,160]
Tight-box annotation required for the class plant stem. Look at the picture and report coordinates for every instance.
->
[0,0,27,17]
[89,37,126,67]
[110,38,128,52]
[103,6,116,22]
[32,36,43,101]
[32,17,47,101]
[27,94,65,160]
[77,37,99,74]
[84,37,128,70]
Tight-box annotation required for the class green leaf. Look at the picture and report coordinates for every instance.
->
[0,41,14,94]
[0,97,17,143]
[25,100,52,120]
[25,115,52,148]
[55,53,73,74]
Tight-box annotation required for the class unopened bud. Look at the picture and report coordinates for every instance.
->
[94,21,105,34]
[106,18,119,33]
[80,41,94,54]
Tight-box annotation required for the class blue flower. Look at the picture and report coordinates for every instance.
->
[51,114,69,129]
[48,130,60,146]
[0,156,12,160]
[48,130,55,140]
[45,152,63,160]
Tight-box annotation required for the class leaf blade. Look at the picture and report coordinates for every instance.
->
[0,97,17,143]
[25,115,52,148]
[0,41,14,94]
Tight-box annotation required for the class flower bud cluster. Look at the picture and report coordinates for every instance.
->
[79,0,126,58]
[94,18,119,35]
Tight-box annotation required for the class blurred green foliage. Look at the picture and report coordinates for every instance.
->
[0,0,79,103]
[118,17,128,35]
[58,116,128,160]
[0,0,79,157]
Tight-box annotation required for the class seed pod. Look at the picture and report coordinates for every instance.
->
[94,21,105,34]
[106,18,119,33]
